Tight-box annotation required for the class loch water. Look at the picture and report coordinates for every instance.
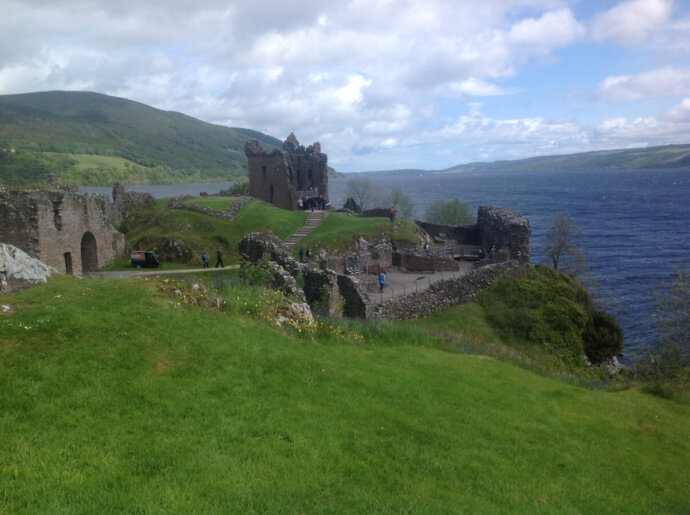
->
[84,167,690,360]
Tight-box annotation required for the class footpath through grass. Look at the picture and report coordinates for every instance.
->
[1,276,688,512]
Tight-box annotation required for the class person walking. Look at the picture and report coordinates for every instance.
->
[215,248,225,268]
[202,250,209,268]
[379,269,386,292]
[299,247,304,263]
[389,206,396,223]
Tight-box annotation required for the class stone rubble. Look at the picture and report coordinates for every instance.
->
[0,243,56,294]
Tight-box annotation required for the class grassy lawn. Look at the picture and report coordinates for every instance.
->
[119,198,306,266]
[1,276,688,512]
[296,212,422,258]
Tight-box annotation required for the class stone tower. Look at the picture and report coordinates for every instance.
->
[245,133,329,210]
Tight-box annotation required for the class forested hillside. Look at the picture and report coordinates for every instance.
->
[0,91,281,187]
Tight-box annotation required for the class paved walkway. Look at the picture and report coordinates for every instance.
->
[360,261,475,304]
[86,265,240,280]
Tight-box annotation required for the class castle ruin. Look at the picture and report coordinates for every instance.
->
[245,133,329,210]
[0,183,152,276]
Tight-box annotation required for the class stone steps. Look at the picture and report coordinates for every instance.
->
[284,210,327,248]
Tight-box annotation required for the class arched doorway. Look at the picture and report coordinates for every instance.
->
[80,232,98,273]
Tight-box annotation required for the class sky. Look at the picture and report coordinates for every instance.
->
[1,0,689,172]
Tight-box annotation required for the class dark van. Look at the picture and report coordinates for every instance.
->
[130,250,161,268]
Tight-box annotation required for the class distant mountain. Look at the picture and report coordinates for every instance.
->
[0,91,282,187]
[441,144,690,174]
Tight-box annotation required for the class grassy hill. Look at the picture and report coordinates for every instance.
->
[1,273,688,512]
[0,91,282,187]
[442,144,690,174]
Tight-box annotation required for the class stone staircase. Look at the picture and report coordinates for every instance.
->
[284,210,327,249]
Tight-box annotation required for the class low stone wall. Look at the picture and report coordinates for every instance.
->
[168,195,252,222]
[416,220,480,245]
[370,260,523,321]
[393,251,460,272]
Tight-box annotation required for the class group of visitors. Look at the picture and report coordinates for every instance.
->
[202,249,224,268]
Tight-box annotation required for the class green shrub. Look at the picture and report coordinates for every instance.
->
[478,266,590,368]
[582,310,623,363]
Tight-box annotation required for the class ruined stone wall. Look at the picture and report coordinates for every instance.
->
[415,220,481,245]
[416,206,530,264]
[477,205,531,263]
[245,133,328,211]
[393,251,460,272]
[238,233,344,316]
[371,260,523,321]
[167,195,251,222]
[0,186,125,275]
[111,182,155,225]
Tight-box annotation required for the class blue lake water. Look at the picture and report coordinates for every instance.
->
[84,168,690,360]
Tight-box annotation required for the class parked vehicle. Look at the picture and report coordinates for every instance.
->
[130,250,161,268]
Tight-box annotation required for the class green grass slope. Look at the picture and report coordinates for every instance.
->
[1,275,688,512]
[0,91,282,186]
[113,198,307,267]
[295,211,423,258]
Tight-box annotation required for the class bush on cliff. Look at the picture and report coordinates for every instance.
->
[582,309,623,363]
[477,265,621,369]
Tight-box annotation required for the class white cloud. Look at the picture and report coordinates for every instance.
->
[597,67,690,102]
[0,0,688,171]
[660,97,690,123]
[591,0,672,45]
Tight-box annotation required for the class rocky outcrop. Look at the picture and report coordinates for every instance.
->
[239,233,347,317]
[0,243,55,294]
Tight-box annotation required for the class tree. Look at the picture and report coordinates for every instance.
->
[345,176,374,210]
[391,187,414,217]
[635,265,690,386]
[424,198,474,225]
[543,213,587,275]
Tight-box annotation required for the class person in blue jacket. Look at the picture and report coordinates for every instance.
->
[379,270,386,292]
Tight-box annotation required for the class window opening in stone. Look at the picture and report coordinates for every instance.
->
[270,184,274,203]
[64,252,73,275]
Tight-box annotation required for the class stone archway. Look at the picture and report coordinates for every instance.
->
[80,232,98,273]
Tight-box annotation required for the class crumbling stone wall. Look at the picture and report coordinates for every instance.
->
[371,260,523,321]
[167,195,251,222]
[416,206,530,264]
[477,206,531,263]
[416,220,480,245]
[245,133,328,211]
[111,182,155,224]
[393,251,460,272]
[239,233,346,317]
[0,185,130,275]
